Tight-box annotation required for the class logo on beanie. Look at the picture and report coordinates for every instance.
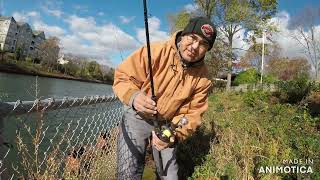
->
[201,24,214,38]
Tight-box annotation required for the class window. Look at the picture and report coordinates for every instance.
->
[0,43,3,50]
[30,47,34,50]
[31,41,35,45]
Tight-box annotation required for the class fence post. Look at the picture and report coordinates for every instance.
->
[0,102,13,179]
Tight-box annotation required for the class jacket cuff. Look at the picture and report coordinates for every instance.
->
[123,89,140,106]
[129,91,140,110]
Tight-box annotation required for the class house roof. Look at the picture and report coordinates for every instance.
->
[0,16,12,20]
[17,22,27,26]
[33,31,44,35]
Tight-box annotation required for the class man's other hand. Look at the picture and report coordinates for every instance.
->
[152,131,170,151]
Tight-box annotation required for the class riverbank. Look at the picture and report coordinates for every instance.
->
[0,63,113,85]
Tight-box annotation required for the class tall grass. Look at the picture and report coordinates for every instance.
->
[188,91,320,179]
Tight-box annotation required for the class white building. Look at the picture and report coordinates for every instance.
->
[0,16,45,59]
[57,54,69,65]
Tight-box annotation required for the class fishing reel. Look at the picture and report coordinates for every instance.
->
[155,116,188,143]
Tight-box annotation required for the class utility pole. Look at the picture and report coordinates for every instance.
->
[260,29,266,84]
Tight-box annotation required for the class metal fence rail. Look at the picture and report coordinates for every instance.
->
[0,95,123,179]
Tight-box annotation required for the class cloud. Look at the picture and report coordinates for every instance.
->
[119,16,135,24]
[62,15,140,66]
[40,1,63,18]
[27,11,40,18]
[136,16,169,43]
[12,12,28,22]
[12,11,40,22]
[270,11,309,58]
[33,20,66,37]
[72,4,89,12]
[232,28,251,58]
[98,12,104,16]
[11,12,167,67]
[12,11,64,37]
[184,3,199,13]
[218,10,318,62]
[65,15,96,32]
[41,6,63,18]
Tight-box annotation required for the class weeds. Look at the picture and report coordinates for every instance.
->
[11,77,120,179]
[190,91,320,179]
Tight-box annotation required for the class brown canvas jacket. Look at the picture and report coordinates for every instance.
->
[113,31,212,140]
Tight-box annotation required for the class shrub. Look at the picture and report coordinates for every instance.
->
[191,92,320,179]
[233,68,259,86]
[276,76,312,104]
[242,90,269,108]
[305,91,320,116]
[4,52,16,61]
[262,74,278,84]
[25,57,33,63]
[310,81,320,92]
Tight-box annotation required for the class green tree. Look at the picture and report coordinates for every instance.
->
[103,68,115,83]
[233,68,259,85]
[168,10,191,34]
[87,61,103,80]
[15,47,23,61]
[64,61,80,76]
[0,49,4,62]
[195,0,278,90]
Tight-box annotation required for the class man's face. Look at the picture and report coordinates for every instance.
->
[178,33,210,62]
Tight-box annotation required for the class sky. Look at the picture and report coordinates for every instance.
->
[1,0,319,67]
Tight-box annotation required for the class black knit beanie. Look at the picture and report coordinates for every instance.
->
[181,17,217,50]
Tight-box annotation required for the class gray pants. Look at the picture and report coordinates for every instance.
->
[117,108,178,180]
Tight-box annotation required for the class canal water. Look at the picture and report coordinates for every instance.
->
[0,72,114,102]
[0,72,119,178]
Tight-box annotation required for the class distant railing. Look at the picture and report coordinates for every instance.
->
[0,95,123,179]
[210,81,277,93]
[230,83,277,92]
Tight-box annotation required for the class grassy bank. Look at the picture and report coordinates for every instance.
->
[0,61,112,85]
[179,91,320,179]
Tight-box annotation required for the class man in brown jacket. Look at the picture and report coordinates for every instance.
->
[113,17,216,180]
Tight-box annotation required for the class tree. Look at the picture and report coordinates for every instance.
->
[290,6,320,80]
[205,39,229,80]
[233,68,259,85]
[38,37,60,72]
[266,57,311,80]
[87,61,103,80]
[195,0,278,90]
[103,68,115,83]
[168,11,192,34]
[0,49,4,62]
[15,47,23,61]
[239,42,280,71]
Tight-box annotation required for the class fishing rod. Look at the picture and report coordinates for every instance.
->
[142,0,165,176]
[142,0,189,177]
[143,0,156,102]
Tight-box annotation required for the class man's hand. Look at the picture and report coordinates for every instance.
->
[152,131,173,151]
[133,92,157,115]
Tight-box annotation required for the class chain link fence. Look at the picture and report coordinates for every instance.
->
[0,95,123,179]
